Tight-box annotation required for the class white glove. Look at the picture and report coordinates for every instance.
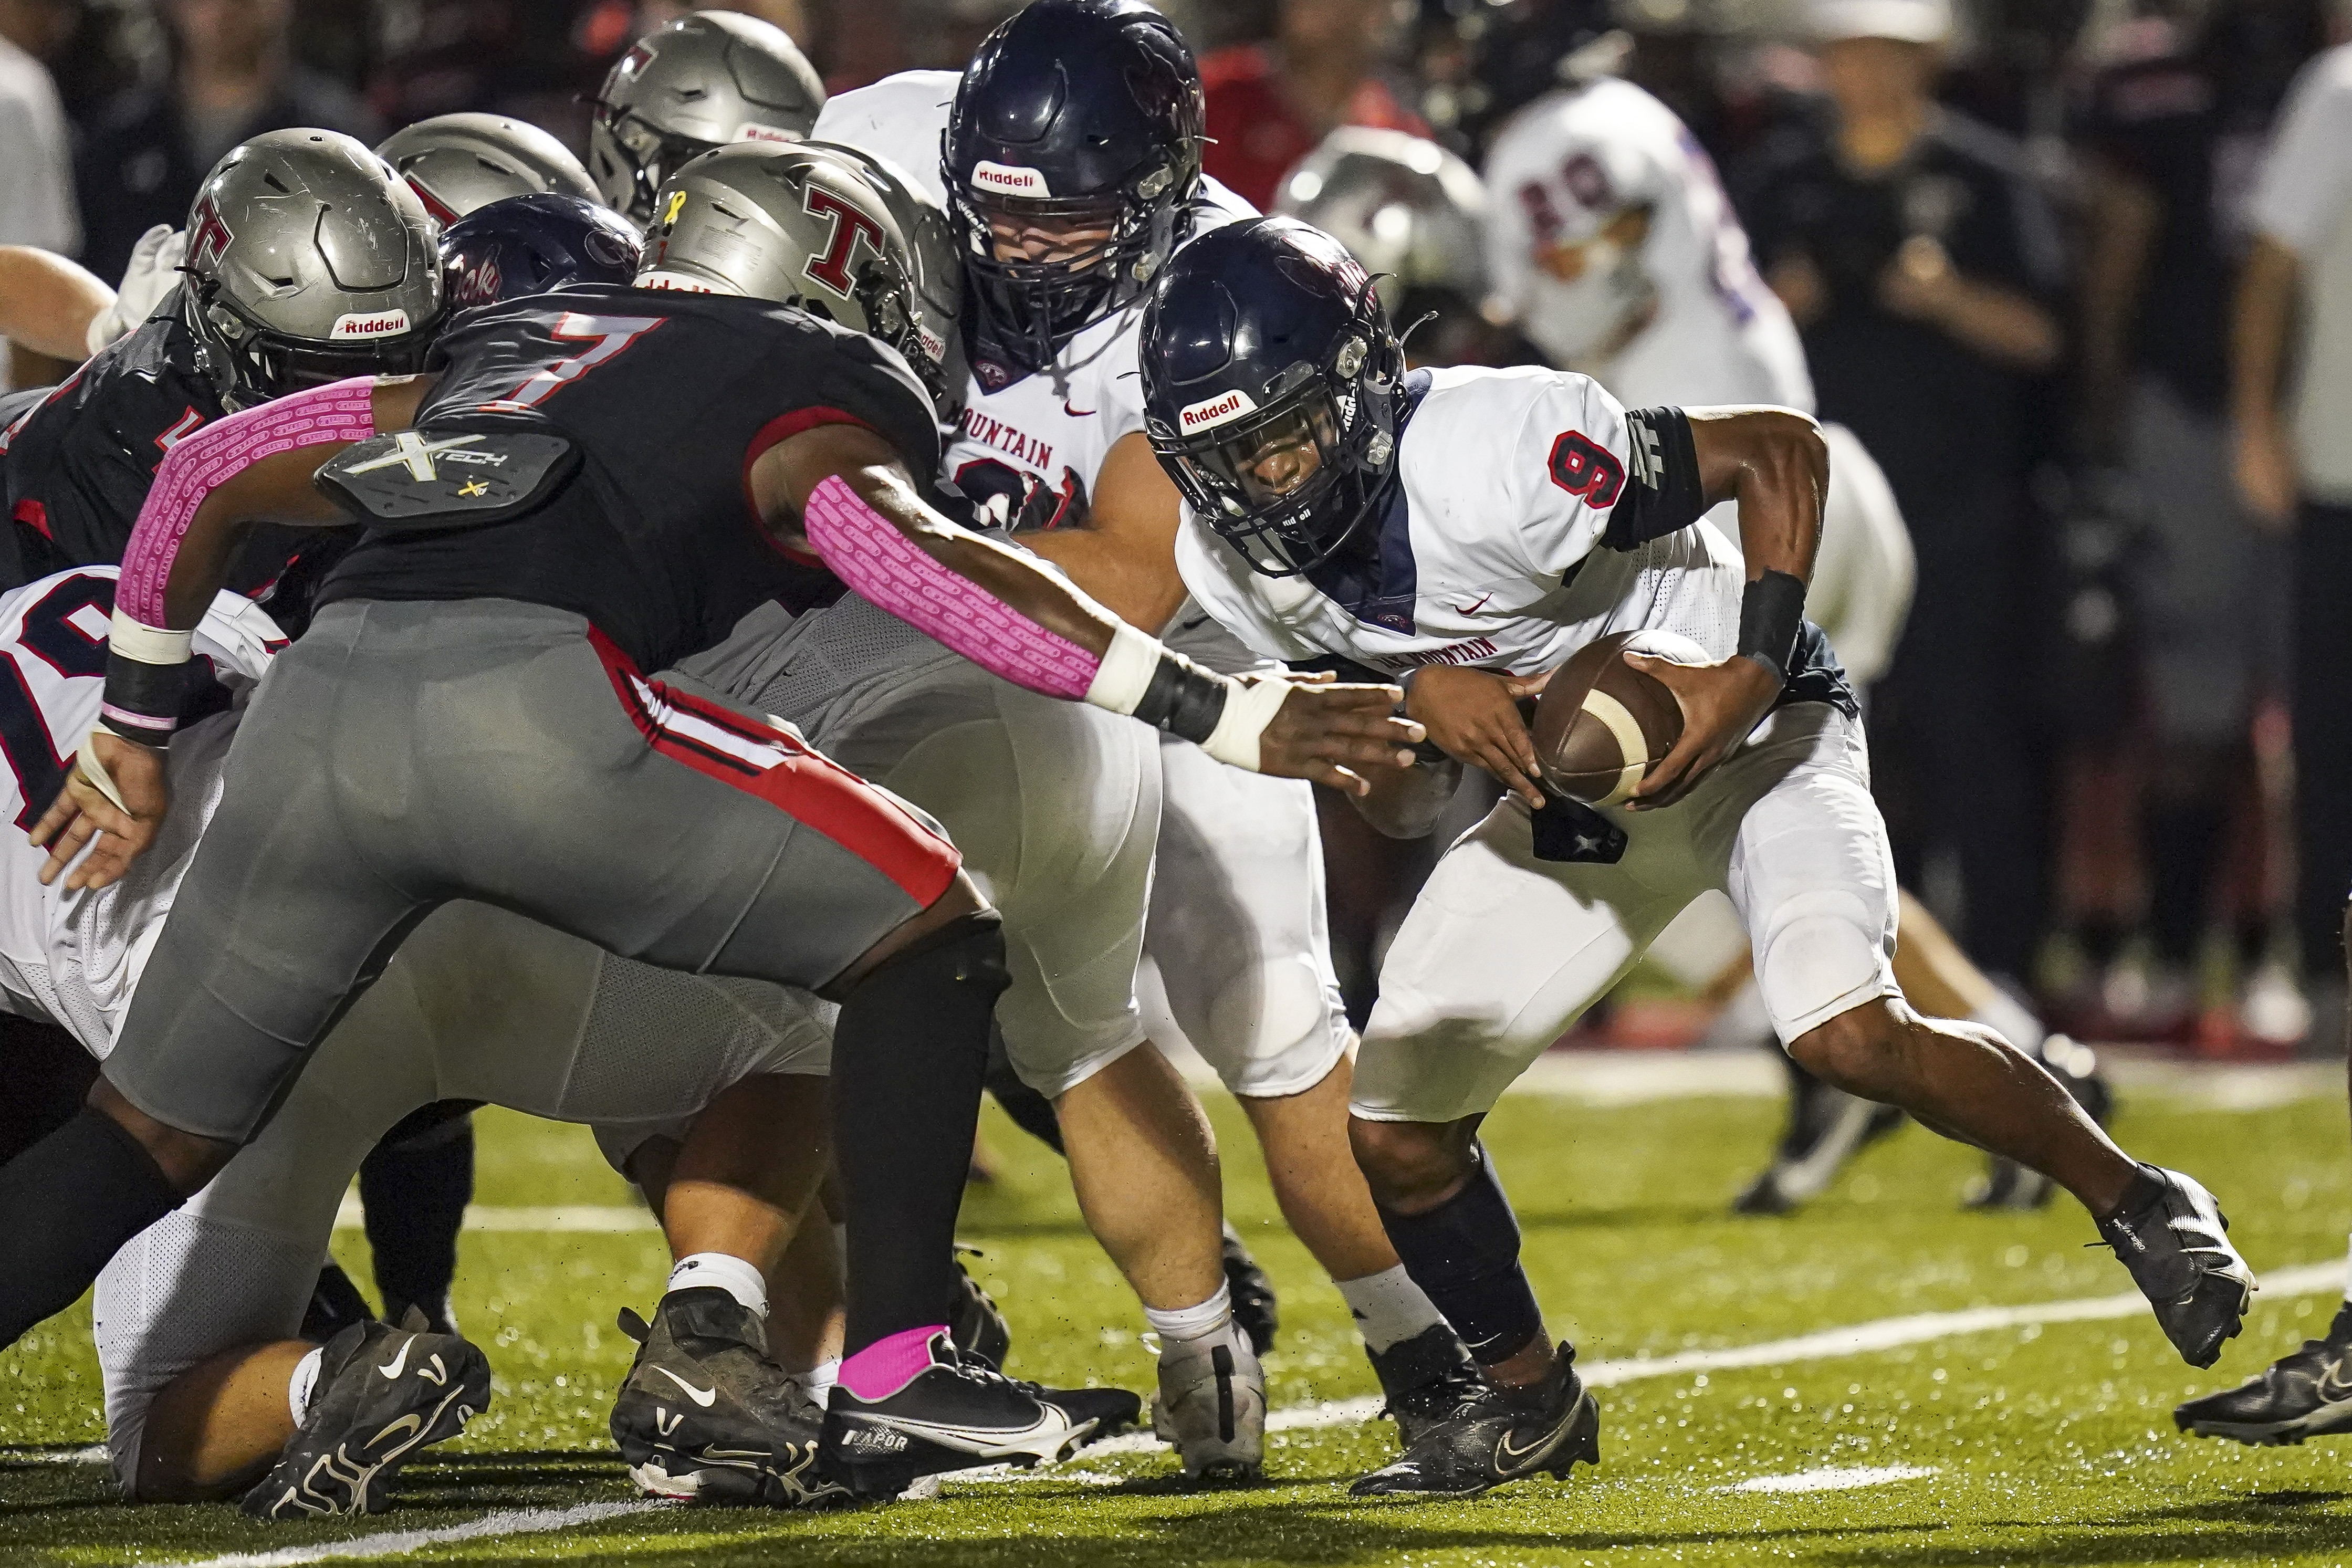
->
[84,226,188,357]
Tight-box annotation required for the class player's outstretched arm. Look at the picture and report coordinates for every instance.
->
[28,375,437,890]
[0,246,113,363]
[752,421,1425,794]
[1009,431,1192,633]
[1625,406,1827,811]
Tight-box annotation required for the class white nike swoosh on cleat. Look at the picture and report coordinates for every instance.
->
[653,1367,719,1407]
[378,1337,412,1381]
[869,1408,1076,1456]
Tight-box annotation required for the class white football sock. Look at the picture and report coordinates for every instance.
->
[799,1357,841,1401]
[1969,987,2046,1055]
[1145,1282,1235,1352]
[287,1345,325,1428]
[667,1251,769,1320]
[1337,1264,1446,1354]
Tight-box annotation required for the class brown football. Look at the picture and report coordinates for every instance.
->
[1530,631,1694,806]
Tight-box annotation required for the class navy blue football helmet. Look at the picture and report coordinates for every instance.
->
[1140,217,1406,578]
[945,0,1205,382]
[438,193,643,311]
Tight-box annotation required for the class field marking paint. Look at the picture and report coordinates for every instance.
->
[0,1444,107,1464]
[957,1259,2347,1481]
[332,1197,657,1232]
[145,1499,665,1567]
[108,1258,2351,1559]
[1728,1464,1937,1494]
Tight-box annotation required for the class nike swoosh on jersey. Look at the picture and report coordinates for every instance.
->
[1063,401,1097,418]
[378,1336,412,1381]
[653,1367,719,1408]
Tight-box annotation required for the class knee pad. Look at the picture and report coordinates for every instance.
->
[868,910,1009,1006]
[1755,905,1890,1044]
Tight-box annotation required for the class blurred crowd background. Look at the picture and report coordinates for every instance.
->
[5,0,2351,1054]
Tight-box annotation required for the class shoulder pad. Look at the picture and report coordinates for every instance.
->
[315,429,579,531]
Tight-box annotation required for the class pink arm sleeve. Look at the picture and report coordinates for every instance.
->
[118,377,380,625]
[802,473,1103,699]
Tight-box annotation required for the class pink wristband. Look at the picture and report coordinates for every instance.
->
[119,378,380,625]
[802,474,1101,699]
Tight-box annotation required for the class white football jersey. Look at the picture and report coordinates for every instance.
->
[1483,78,1811,413]
[817,72,1263,670]
[0,568,282,1056]
[1176,365,1750,678]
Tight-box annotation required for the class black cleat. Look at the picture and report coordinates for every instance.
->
[1349,1343,1600,1500]
[1222,1221,1279,1356]
[820,1331,1139,1500]
[241,1317,490,1519]
[1366,1324,1492,1450]
[2177,1310,2352,1445]
[1734,1062,1903,1215]
[2097,1164,2255,1369]
[610,1287,847,1508]
[947,1246,1012,1371]
[298,1261,376,1344]
[1969,1036,2112,1211]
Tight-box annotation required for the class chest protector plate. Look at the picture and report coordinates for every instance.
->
[315,430,579,532]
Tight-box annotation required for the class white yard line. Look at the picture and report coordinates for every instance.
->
[332,1197,656,1232]
[146,1500,666,1568]
[1727,1464,1937,1494]
[960,1258,2348,1475]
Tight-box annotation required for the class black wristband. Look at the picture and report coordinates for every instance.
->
[1133,649,1229,744]
[1736,570,1806,680]
[100,650,186,743]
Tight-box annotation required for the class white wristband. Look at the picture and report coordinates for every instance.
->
[1200,674,1291,773]
[1083,621,1163,716]
[108,609,193,666]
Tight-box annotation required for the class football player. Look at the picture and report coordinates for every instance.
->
[804,0,1454,1480]
[0,565,851,1512]
[0,130,482,1335]
[1135,215,2254,1498]
[0,139,1416,1511]
[1480,73,2109,1214]
[377,111,604,223]
[587,11,825,226]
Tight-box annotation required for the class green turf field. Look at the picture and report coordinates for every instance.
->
[6,1065,2352,1566]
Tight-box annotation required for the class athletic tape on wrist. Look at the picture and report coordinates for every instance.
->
[118,377,379,626]
[75,728,131,812]
[1200,674,1291,773]
[802,473,1102,699]
[1736,570,1806,681]
[1084,621,1161,714]
[106,609,192,666]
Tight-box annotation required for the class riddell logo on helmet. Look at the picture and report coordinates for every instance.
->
[733,123,800,145]
[971,161,1050,197]
[329,309,412,339]
[1179,388,1256,432]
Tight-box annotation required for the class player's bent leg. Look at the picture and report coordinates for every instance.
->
[608,1073,848,1507]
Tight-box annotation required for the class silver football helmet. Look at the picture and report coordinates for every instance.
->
[1272,128,1487,317]
[812,141,963,409]
[181,129,443,411]
[376,112,602,223]
[636,143,931,396]
[589,12,826,226]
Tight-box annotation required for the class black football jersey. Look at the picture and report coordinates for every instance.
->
[0,312,223,579]
[319,285,941,672]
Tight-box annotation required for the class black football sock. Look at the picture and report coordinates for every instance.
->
[1376,1143,1546,1366]
[985,1023,1065,1156]
[0,1105,185,1347]
[832,912,1008,1357]
[359,1101,476,1327]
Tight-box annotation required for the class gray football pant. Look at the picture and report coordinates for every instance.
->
[103,599,956,1144]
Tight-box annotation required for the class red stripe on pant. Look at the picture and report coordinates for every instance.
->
[586,626,959,905]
